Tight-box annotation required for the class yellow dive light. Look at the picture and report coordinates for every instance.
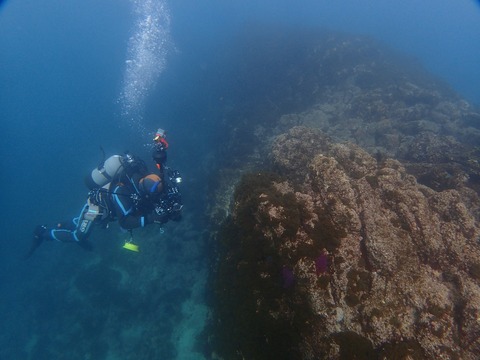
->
[123,241,139,252]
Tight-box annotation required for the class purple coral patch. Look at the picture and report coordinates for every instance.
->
[315,254,328,275]
[281,266,295,289]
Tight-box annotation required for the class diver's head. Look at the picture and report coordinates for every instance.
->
[139,174,163,197]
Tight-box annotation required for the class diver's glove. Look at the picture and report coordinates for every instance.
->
[25,225,48,259]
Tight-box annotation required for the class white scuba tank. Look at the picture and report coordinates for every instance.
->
[85,155,125,189]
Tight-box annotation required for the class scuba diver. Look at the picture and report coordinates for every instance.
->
[27,128,183,258]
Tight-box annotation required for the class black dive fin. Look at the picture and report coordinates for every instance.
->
[24,235,44,259]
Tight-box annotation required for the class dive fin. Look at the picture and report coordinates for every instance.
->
[24,225,48,259]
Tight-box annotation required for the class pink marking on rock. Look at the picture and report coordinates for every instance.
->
[315,254,328,275]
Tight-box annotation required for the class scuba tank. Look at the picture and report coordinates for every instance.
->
[85,155,125,190]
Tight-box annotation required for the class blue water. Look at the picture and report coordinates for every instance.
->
[1,0,479,359]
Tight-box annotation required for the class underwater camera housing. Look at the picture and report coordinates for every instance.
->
[154,168,183,217]
[170,169,182,184]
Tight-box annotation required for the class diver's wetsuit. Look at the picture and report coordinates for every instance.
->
[28,148,182,258]
[26,127,183,260]
[44,180,159,246]
[110,182,159,229]
[47,203,97,245]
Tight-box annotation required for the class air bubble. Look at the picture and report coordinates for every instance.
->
[118,0,172,137]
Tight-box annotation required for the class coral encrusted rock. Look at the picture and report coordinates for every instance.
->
[207,126,480,360]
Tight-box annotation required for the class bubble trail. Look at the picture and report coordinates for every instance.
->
[119,0,172,136]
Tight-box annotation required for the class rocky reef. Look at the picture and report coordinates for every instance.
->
[204,31,480,359]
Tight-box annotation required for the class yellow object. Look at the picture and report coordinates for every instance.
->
[123,242,139,252]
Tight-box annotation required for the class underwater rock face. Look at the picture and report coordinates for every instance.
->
[218,29,480,196]
[275,91,480,195]
[205,30,480,359]
[208,127,480,359]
